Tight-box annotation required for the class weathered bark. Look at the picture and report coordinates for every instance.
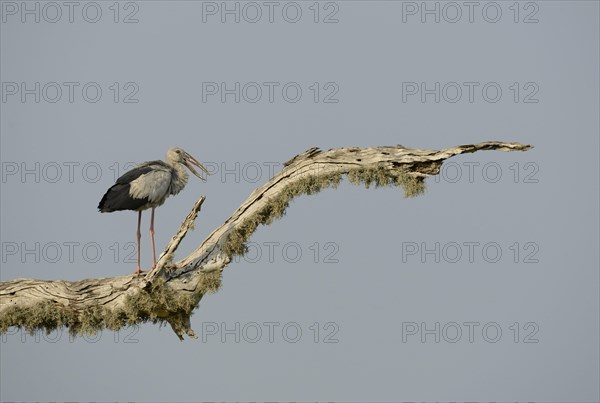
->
[0,142,532,340]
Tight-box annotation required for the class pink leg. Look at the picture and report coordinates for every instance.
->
[150,207,157,269]
[135,210,143,274]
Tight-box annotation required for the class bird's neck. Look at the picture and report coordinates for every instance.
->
[170,163,189,195]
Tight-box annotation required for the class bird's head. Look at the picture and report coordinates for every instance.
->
[167,147,210,181]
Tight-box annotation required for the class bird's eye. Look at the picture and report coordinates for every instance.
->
[176,150,181,154]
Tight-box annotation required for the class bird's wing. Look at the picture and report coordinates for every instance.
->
[114,160,166,184]
[128,164,172,204]
[99,161,174,212]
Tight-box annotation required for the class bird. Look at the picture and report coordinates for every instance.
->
[98,147,209,274]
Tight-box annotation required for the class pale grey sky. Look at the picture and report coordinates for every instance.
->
[1,1,599,401]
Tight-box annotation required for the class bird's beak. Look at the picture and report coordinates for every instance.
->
[184,153,210,181]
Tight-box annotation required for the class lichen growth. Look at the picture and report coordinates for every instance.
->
[394,172,426,197]
[0,271,222,337]
[0,300,79,336]
[223,166,425,258]
[346,166,426,196]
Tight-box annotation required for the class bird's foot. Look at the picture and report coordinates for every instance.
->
[134,268,147,275]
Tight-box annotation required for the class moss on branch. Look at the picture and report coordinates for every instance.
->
[223,166,424,258]
[0,271,222,337]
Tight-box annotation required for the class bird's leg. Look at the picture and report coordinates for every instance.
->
[150,207,157,270]
[135,210,144,275]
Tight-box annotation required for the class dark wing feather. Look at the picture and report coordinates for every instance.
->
[98,183,149,212]
[115,161,165,184]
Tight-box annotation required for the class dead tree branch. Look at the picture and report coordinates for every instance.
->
[0,141,533,340]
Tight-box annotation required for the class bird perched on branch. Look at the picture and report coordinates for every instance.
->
[98,147,209,274]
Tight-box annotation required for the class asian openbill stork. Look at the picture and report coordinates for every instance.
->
[98,147,209,274]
